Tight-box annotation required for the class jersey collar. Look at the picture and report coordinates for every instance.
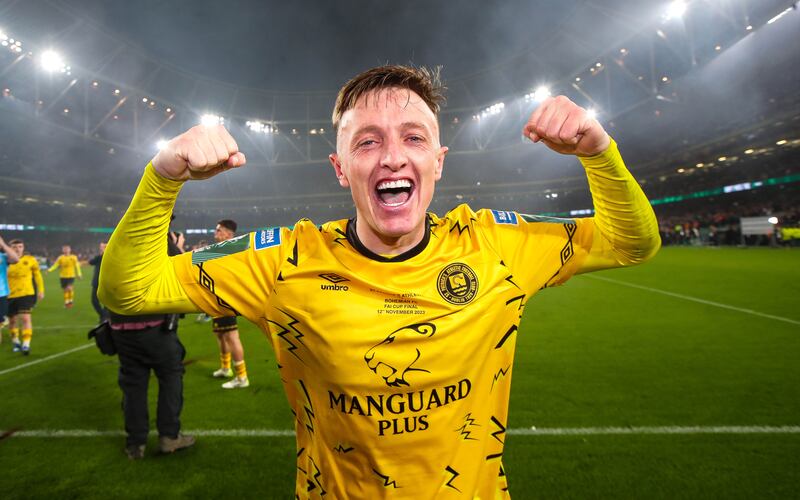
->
[345,215,432,262]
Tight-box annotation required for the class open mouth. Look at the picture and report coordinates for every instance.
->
[375,178,414,207]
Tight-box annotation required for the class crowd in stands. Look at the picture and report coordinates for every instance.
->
[3,151,798,257]
[655,185,799,246]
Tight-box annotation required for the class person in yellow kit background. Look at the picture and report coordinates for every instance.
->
[209,219,250,389]
[48,244,82,308]
[8,239,44,354]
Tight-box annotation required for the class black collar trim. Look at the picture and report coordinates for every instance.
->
[345,215,432,262]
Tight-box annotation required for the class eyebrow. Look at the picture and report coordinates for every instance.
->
[350,121,432,140]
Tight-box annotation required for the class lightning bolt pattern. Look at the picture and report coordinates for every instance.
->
[308,456,326,496]
[444,466,462,492]
[372,468,400,489]
[490,365,511,392]
[490,416,506,444]
[333,228,347,247]
[268,308,306,362]
[449,217,475,236]
[494,324,518,349]
[297,379,315,435]
[455,412,480,441]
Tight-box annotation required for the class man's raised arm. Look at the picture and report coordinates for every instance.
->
[0,236,19,263]
[98,125,247,315]
[523,96,661,272]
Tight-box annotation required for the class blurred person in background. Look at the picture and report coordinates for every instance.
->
[107,228,193,460]
[0,235,21,342]
[168,215,185,254]
[209,219,249,389]
[88,241,108,322]
[7,239,44,354]
[48,244,82,308]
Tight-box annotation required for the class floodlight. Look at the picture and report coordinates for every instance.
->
[586,108,598,120]
[533,86,551,101]
[479,102,505,116]
[664,1,687,20]
[156,139,169,150]
[246,120,274,134]
[767,6,793,25]
[201,113,224,126]
[768,217,779,225]
[40,50,66,72]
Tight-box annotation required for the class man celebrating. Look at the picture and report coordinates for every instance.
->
[48,244,82,308]
[209,219,249,389]
[100,65,659,498]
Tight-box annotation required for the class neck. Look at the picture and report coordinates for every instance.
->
[355,219,426,256]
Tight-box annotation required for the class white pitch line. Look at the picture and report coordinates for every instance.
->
[585,275,800,326]
[0,342,95,377]
[512,425,800,435]
[36,324,96,330]
[5,426,800,438]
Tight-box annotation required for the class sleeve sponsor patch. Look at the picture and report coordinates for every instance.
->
[191,233,250,265]
[491,210,518,225]
[519,214,575,224]
[254,227,282,250]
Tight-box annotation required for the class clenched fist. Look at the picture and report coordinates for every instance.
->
[523,95,610,157]
[152,124,247,181]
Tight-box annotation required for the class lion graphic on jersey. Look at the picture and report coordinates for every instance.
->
[364,323,436,387]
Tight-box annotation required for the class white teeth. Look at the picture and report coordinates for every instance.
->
[377,179,412,190]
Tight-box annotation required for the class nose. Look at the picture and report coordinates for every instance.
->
[380,137,408,172]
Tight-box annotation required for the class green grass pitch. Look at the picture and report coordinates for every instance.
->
[1,246,798,498]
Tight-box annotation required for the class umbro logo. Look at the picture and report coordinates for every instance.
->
[319,273,350,291]
[320,273,349,284]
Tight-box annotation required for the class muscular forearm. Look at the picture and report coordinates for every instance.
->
[98,163,197,314]
[578,139,661,272]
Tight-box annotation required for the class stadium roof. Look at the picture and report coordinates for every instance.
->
[1,0,799,219]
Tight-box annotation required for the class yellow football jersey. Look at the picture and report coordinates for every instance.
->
[8,255,44,298]
[49,254,81,278]
[174,205,594,499]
